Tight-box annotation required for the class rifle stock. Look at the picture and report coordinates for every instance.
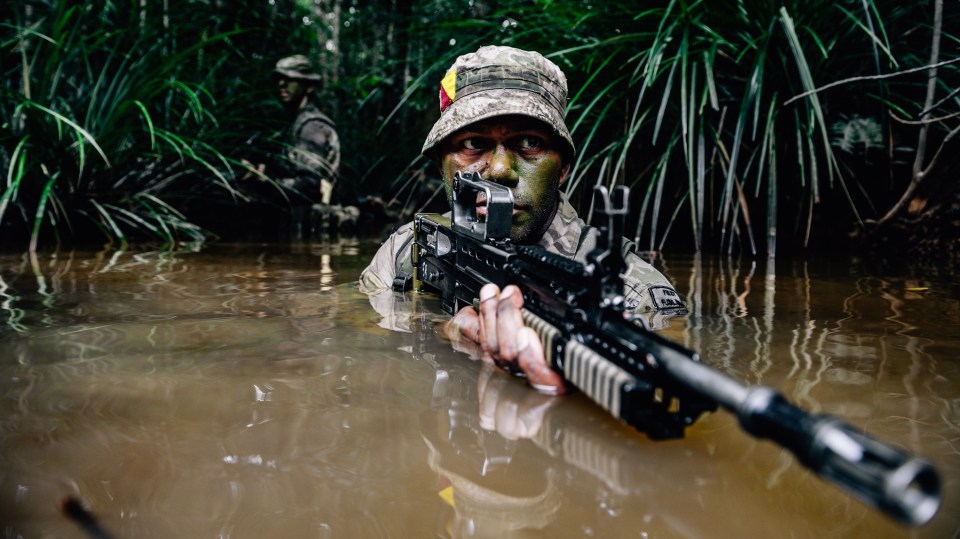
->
[407,171,941,526]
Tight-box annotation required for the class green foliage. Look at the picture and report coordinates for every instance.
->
[358,0,957,254]
[3,0,956,254]
[4,2,216,248]
[0,0,319,249]
[396,0,958,254]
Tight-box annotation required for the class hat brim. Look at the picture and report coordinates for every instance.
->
[274,68,321,81]
[421,88,574,158]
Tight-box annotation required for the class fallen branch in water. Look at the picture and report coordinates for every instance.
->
[62,497,117,539]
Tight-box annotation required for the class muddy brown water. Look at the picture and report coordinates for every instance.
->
[0,240,957,538]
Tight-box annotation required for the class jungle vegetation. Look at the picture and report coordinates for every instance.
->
[2,0,957,257]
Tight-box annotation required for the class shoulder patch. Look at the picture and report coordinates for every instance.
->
[648,285,684,310]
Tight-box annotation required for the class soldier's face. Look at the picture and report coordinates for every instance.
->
[438,115,570,244]
[277,76,311,105]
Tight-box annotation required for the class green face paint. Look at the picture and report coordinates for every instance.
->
[438,115,570,243]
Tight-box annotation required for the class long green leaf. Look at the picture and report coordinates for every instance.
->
[0,137,31,226]
[89,199,128,247]
[22,100,112,167]
[29,173,58,252]
[133,100,157,150]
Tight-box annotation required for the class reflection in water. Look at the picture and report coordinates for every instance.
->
[0,269,27,333]
[407,305,882,538]
[412,314,716,538]
[0,246,957,538]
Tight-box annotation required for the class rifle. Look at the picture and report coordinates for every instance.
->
[404,171,942,527]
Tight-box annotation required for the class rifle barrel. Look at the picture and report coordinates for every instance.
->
[653,337,941,527]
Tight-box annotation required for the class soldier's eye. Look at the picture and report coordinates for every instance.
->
[516,136,544,150]
[462,138,489,151]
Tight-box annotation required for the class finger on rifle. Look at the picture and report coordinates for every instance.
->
[478,283,501,358]
[495,285,525,361]
[517,327,566,395]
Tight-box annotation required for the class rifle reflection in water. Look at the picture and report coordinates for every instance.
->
[408,313,842,538]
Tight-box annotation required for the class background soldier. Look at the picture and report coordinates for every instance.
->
[245,54,341,240]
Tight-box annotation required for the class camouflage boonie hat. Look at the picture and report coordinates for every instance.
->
[274,54,321,81]
[422,46,575,158]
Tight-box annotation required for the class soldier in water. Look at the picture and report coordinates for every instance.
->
[360,46,685,394]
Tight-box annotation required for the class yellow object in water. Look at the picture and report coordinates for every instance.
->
[438,485,455,508]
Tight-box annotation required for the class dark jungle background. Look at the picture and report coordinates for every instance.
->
[2,0,957,260]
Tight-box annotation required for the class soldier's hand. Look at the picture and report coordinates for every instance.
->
[445,283,567,395]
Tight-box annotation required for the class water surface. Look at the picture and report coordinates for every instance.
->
[0,242,957,538]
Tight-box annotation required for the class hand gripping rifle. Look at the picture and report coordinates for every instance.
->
[406,171,941,526]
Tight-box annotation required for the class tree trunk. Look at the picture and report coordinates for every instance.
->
[873,0,943,228]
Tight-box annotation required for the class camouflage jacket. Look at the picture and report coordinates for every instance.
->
[359,192,685,315]
[284,102,340,196]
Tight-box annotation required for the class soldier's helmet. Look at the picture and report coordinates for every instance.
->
[422,46,574,159]
[274,54,321,81]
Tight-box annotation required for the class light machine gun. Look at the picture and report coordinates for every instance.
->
[404,171,941,526]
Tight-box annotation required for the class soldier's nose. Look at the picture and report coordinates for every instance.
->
[485,146,518,186]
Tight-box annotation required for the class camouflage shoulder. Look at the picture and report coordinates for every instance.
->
[358,222,416,293]
[621,250,686,314]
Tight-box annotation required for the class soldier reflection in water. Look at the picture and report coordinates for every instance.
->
[394,299,735,538]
